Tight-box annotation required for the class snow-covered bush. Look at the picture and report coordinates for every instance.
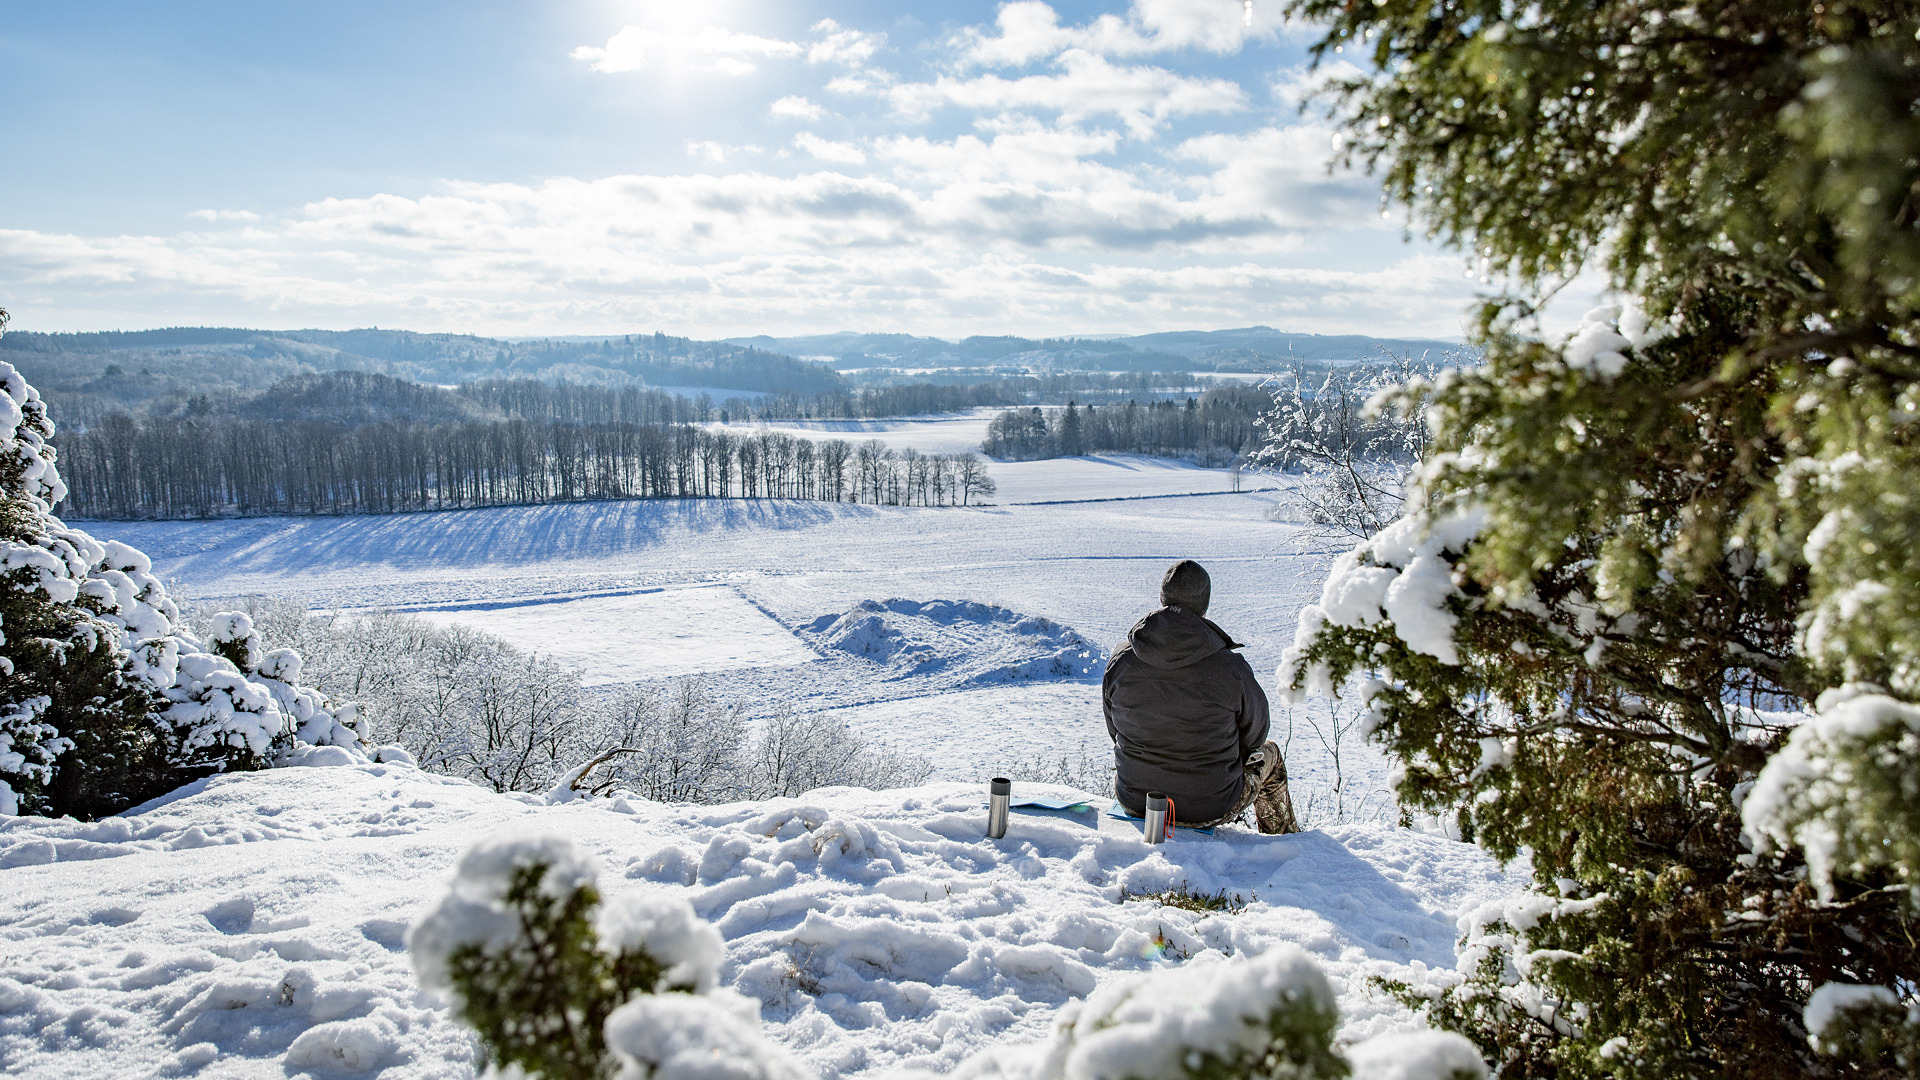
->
[740,708,933,799]
[1744,687,1920,904]
[1801,983,1920,1069]
[589,680,748,803]
[0,328,363,818]
[1030,945,1348,1080]
[209,596,934,801]
[410,832,805,1080]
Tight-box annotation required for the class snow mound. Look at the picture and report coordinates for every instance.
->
[802,599,1103,687]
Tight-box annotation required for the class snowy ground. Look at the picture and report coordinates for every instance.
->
[397,586,818,685]
[10,435,1530,1077]
[0,763,1515,1080]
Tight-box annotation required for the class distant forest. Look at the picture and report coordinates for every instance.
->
[981,385,1271,464]
[58,417,994,518]
[23,326,1442,517]
[0,328,844,427]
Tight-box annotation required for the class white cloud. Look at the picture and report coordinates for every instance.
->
[957,0,1272,68]
[186,209,261,223]
[807,19,882,65]
[0,212,1473,338]
[769,96,826,121]
[889,51,1245,137]
[1269,58,1367,109]
[573,20,879,77]
[14,8,1475,339]
[1175,124,1381,229]
[0,120,1472,340]
[826,74,878,95]
[793,132,866,164]
[571,26,803,75]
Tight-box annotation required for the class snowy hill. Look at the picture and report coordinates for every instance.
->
[0,761,1515,1079]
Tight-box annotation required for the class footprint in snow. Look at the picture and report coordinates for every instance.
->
[203,897,255,935]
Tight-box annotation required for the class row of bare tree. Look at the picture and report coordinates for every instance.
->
[55,414,995,519]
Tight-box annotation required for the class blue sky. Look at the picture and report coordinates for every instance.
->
[0,0,1497,338]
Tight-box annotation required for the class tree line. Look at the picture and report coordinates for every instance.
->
[56,415,995,519]
[981,385,1269,462]
[729,371,1251,423]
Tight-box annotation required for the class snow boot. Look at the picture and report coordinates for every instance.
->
[1248,743,1299,835]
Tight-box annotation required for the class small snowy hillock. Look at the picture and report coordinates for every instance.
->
[802,600,1103,688]
[0,760,1519,1080]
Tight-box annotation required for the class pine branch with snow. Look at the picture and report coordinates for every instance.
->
[410,832,806,1080]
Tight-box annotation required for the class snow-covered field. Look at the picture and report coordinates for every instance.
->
[2,435,1525,1079]
[87,457,1364,796]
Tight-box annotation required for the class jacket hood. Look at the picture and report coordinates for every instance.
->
[1125,605,1240,670]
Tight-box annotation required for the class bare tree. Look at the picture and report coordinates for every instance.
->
[1255,353,1441,538]
[742,709,931,799]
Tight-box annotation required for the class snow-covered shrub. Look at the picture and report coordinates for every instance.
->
[450,645,592,793]
[0,330,363,818]
[410,831,804,1080]
[741,708,932,799]
[589,680,747,803]
[199,598,935,801]
[1028,945,1352,1080]
[1273,303,1920,1075]
[1801,983,1920,1070]
[1744,687,1920,904]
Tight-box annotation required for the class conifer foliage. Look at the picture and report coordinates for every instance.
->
[1275,1,1920,1075]
[0,309,365,818]
[408,833,807,1080]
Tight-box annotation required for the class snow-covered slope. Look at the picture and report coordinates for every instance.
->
[0,761,1515,1080]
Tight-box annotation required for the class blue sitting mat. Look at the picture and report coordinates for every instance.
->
[1010,796,1092,811]
[1004,796,1099,827]
[1104,799,1216,836]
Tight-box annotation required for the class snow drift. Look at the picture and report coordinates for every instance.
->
[802,600,1104,689]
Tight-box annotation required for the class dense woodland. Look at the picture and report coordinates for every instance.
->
[981,385,1270,462]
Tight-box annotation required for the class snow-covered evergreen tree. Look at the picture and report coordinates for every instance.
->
[0,309,365,818]
[1271,1,1920,1075]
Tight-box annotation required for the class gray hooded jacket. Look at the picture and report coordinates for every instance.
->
[1103,605,1270,823]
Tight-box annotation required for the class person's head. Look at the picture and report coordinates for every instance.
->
[1159,560,1211,616]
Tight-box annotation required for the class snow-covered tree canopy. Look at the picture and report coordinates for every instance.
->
[1272,1,1920,1075]
[0,309,365,818]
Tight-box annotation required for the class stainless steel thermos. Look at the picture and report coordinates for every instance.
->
[987,777,1011,839]
[1144,791,1169,844]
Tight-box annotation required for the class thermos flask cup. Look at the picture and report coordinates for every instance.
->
[1144,791,1169,845]
[987,777,1011,839]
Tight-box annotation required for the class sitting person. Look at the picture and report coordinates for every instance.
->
[1104,560,1298,834]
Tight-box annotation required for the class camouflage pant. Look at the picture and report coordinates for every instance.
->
[1190,740,1299,834]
